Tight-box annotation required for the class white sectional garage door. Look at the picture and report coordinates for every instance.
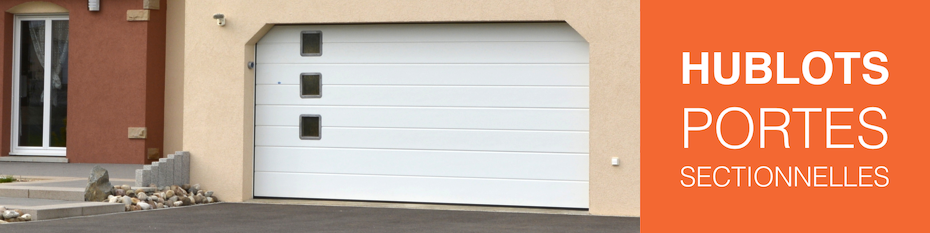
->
[253,23,589,208]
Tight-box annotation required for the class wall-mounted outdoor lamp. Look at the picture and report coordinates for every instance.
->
[213,14,226,26]
[88,0,100,11]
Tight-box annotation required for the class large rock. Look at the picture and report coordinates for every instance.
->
[84,165,115,201]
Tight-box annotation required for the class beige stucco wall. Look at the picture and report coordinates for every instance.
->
[163,0,184,155]
[175,0,640,217]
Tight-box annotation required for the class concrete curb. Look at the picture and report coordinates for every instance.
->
[6,202,225,224]
[1,198,126,221]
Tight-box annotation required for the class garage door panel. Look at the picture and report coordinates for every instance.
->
[254,106,589,131]
[255,64,589,86]
[255,85,588,108]
[254,147,588,181]
[254,172,589,208]
[255,23,589,208]
[255,126,589,153]
[256,42,589,64]
[258,23,586,44]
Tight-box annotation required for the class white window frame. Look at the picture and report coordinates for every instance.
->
[10,14,69,156]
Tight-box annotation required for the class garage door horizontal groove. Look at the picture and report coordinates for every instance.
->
[257,42,588,64]
[254,172,588,208]
[254,146,587,180]
[253,145,589,155]
[256,64,587,85]
[253,104,589,110]
[255,126,588,133]
[255,63,588,65]
[256,84,589,88]
[253,146,589,180]
[259,41,584,45]
[261,23,585,44]
[252,146,589,155]
[257,62,589,65]
[259,40,586,45]
[255,105,586,131]
[254,171,589,183]
[256,85,586,108]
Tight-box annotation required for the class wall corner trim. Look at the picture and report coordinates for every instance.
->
[127,10,151,21]
[144,0,161,10]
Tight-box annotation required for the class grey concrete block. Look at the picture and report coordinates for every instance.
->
[0,187,29,198]
[159,161,168,187]
[150,162,160,188]
[159,158,173,186]
[180,151,190,184]
[158,161,169,187]
[28,188,84,201]
[168,153,177,183]
[142,165,153,187]
[167,157,176,186]
[169,153,183,185]
[135,169,144,187]
[174,152,189,185]
[18,202,125,221]
[81,203,126,216]
[28,206,83,221]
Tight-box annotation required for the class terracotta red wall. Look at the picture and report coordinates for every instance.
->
[145,0,167,165]
[0,0,166,164]
[0,13,11,161]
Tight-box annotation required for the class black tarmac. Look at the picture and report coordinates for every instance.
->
[1,203,639,233]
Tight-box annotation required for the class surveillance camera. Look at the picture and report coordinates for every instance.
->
[213,13,226,26]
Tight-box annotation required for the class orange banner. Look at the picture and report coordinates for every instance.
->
[642,1,929,232]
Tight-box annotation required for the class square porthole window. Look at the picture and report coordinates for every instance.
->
[300,73,322,98]
[300,31,322,56]
[299,114,321,140]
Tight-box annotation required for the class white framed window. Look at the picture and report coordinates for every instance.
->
[299,72,321,98]
[300,30,322,56]
[11,14,69,156]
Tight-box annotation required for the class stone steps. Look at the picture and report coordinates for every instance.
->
[136,151,190,187]
[0,151,193,222]
[0,180,137,222]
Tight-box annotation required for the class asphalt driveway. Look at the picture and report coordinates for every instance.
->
[1,203,639,233]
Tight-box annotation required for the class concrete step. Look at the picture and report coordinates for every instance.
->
[0,177,136,201]
[0,186,84,201]
[0,197,124,221]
